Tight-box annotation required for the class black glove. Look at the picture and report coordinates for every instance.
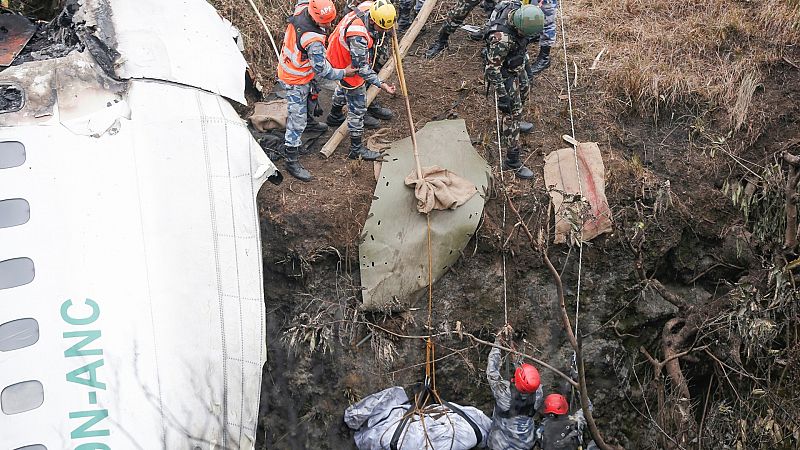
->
[497,94,512,114]
[310,93,323,117]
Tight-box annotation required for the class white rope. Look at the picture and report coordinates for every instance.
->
[247,0,281,61]
[557,1,583,338]
[494,93,509,325]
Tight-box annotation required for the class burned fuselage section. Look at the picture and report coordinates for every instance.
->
[0,1,275,449]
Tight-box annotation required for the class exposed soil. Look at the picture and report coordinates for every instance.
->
[252,6,800,450]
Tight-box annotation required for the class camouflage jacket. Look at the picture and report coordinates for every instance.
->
[484,0,529,98]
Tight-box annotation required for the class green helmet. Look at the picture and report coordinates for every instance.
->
[510,4,545,37]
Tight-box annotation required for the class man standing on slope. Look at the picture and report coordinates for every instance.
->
[278,0,357,181]
[487,324,544,449]
[326,0,397,161]
[484,1,544,179]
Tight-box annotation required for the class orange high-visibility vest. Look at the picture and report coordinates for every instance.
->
[277,9,327,85]
[326,10,374,88]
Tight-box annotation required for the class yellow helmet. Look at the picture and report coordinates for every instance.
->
[369,0,396,30]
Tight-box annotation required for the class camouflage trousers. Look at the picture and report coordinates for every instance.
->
[500,70,528,150]
[538,0,558,47]
[282,81,311,148]
[398,0,425,13]
[331,84,368,139]
[441,0,483,35]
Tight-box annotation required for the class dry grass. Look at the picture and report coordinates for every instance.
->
[209,0,357,89]
[568,0,800,130]
[209,0,295,87]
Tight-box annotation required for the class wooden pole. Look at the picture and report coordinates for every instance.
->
[391,28,423,180]
[320,0,439,157]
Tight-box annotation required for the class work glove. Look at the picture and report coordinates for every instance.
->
[309,93,323,117]
[497,94,512,114]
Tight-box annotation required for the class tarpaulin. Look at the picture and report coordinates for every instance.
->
[345,387,491,449]
[359,119,490,309]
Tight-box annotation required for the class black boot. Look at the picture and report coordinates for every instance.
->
[348,135,382,161]
[397,5,412,33]
[364,113,380,129]
[425,27,450,58]
[504,147,534,179]
[528,46,551,76]
[368,100,394,120]
[326,105,347,126]
[284,145,313,181]
[519,121,534,134]
[305,119,329,132]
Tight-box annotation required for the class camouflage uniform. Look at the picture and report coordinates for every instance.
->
[538,0,558,47]
[440,0,487,35]
[282,41,346,148]
[486,346,543,450]
[484,0,531,150]
[330,33,384,141]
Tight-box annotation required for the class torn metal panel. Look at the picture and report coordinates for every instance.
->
[0,58,57,124]
[0,10,276,445]
[54,50,128,136]
[0,79,275,449]
[0,84,24,113]
[359,119,490,310]
[81,0,249,104]
[543,142,613,244]
[0,14,36,67]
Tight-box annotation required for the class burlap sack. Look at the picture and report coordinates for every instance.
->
[248,99,287,131]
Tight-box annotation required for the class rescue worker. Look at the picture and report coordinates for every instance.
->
[484,1,544,179]
[278,0,357,181]
[343,0,395,125]
[535,394,599,450]
[487,324,544,450]
[326,0,398,161]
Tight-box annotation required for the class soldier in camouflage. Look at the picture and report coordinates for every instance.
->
[424,0,557,79]
[484,1,544,179]
[487,324,544,450]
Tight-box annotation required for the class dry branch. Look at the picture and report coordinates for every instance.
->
[504,194,621,450]
[783,152,800,249]
[319,0,438,157]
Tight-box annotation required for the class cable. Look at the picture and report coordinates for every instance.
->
[557,0,584,340]
[494,93,509,325]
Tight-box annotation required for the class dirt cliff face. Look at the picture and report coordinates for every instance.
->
[231,0,800,447]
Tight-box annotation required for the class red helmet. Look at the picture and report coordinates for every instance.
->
[308,0,337,25]
[543,393,569,415]
[512,364,540,394]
